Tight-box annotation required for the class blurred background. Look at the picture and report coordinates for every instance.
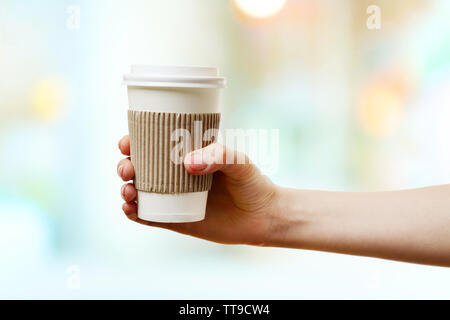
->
[1,0,450,299]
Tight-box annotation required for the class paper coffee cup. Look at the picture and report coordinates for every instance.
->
[123,65,225,223]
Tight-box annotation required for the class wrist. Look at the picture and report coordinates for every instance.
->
[266,187,314,248]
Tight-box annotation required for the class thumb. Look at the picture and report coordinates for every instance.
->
[184,144,257,182]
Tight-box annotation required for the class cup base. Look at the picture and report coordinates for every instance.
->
[136,191,208,223]
[137,214,205,223]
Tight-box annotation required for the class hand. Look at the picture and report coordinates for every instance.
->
[118,136,450,266]
[117,135,283,246]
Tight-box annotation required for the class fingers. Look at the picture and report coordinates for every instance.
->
[121,183,137,202]
[117,136,134,181]
[117,158,135,181]
[122,201,137,216]
[120,180,192,235]
[184,144,258,182]
[118,135,130,156]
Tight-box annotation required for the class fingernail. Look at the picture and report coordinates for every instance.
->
[190,163,208,172]
[117,165,123,177]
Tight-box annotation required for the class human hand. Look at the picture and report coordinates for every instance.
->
[117,135,283,246]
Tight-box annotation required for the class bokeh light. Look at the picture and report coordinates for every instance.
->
[30,76,67,122]
[357,70,414,137]
[234,0,286,18]
[358,86,404,137]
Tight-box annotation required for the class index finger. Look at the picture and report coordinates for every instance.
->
[118,135,130,156]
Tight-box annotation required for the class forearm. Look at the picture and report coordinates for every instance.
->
[272,185,450,267]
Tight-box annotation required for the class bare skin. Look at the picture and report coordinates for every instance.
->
[118,135,450,267]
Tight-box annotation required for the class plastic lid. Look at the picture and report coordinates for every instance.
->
[123,65,226,88]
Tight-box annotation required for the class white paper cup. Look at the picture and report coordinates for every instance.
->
[123,65,225,223]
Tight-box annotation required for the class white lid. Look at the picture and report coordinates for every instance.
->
[123,65,226,88]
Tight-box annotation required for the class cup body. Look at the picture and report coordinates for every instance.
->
[123,65,225,223]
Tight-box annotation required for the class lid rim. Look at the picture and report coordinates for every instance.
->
[123,75,226,89]
[123,65,226,89]
[123,81,226,89]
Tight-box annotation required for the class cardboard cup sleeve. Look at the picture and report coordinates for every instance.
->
[128,110,221,194]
